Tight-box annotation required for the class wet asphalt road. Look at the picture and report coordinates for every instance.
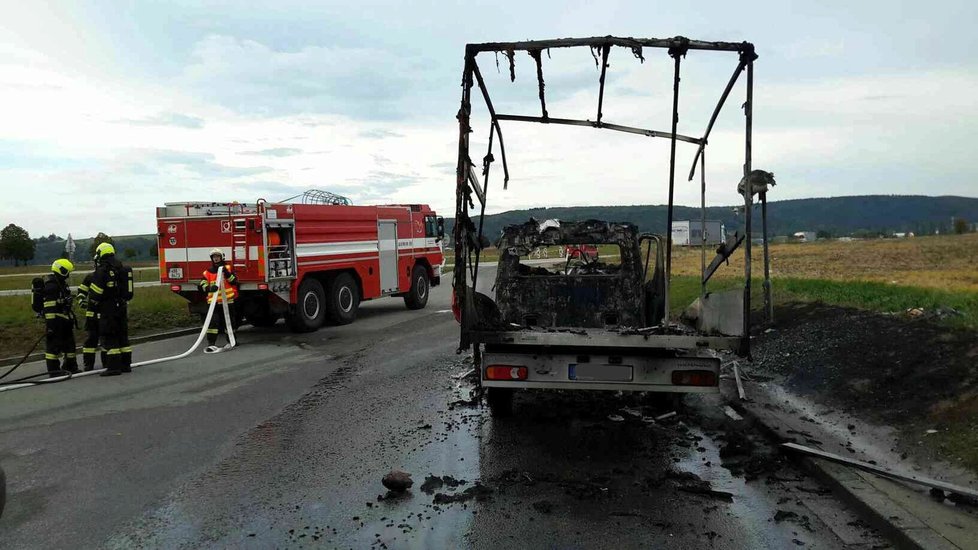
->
[0,267,887,549]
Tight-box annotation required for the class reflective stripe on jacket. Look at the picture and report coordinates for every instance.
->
[199,264,238,304]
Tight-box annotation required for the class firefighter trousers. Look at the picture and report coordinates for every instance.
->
[82,315,108,371]
[45,318,78,376]
[206,301,235,346]
[99,303,130,373]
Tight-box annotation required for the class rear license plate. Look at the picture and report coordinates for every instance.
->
[568,364,634,382]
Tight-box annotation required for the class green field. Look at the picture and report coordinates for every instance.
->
[0,285,196,360]
[0,267,161,291]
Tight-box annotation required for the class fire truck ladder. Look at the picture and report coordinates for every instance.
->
[231,218,248,270]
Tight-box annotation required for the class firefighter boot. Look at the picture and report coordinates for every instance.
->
[82,348,96,371]
[121,347,132,373]
[45,355,62,378]
[99,352,122,377]
[63,353,80,374]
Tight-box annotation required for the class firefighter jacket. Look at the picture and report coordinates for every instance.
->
[42,274,73,324]
[199,263,238,304]
[76,272,98,322]
[87,255,126,315]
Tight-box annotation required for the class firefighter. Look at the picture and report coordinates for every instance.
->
[88,243,132,376]
[76,257,107,371]
[199,248,238,350]
[42,259,80,377]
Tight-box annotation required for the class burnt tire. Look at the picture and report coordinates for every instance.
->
[287,278,326,333]
[326,272,359,325]
[486,388,514,417]
[403,265,430,310]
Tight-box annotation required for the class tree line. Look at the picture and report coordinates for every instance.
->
[0,224,160,266]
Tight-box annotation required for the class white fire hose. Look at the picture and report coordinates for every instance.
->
[0,267,237,392]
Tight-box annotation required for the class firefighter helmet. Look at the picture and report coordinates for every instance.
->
[95,242,116,259]
[209,248,225,261]
[51,258,74,277]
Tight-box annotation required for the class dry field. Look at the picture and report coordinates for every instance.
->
[670,233,978,292]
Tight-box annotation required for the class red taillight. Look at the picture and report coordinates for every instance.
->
[258,283,268,290]
[170,285,181,292]
[671,370,717,387]
[485,365,528,381]
[451,290,461,323]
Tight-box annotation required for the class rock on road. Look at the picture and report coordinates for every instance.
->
[0,266,886,549]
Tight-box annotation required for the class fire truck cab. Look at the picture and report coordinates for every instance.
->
[157,197,445,332]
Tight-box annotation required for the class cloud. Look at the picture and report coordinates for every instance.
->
[359,129,404,139]
[429,161,456,175]
[330,170,422,202]
[135,149,274,179]
[233,181,307,201]
[116,112,205,129]
[181,35,431,120]
[238,147,303,157]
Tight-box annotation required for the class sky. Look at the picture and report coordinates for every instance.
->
[1,0,976,238]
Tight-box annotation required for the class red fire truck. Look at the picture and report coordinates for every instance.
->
[156,195,445,332]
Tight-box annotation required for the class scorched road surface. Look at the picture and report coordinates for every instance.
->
[0,268,887,549]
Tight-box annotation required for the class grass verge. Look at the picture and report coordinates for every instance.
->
[0,285,196,360]
[669,275,978,329]
[0,268,161,291]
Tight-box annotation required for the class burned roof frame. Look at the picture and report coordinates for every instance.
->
[453,35,763,354]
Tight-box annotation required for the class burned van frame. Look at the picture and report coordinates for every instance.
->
[452,35,772,356]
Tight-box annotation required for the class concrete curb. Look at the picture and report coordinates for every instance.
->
[722,382,961,550]
[0,326,200,368]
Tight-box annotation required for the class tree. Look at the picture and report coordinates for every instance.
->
[124,247,137,260]
[816,229,832,239]
[953,218,969,235]
[89,232,114,257]
[0,224,36,266]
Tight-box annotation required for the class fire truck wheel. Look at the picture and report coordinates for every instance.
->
[404,265,429,310]
[326,273,359,325]
[288,278,326,332]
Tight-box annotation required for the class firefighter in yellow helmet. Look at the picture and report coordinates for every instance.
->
[199,248,238,351]
[87,242,134,376]
[76,254,108,371]
[42,259,80,377]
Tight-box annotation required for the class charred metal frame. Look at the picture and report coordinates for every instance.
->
[453,35,763,355]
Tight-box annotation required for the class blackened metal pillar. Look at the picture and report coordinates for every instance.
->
[453,52,475,350]
[742,56,754,354]
[761,188,773,322]
[664,40,687,324]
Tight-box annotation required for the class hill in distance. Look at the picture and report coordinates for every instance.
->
[15,195,977,266]
[452,195,978,241]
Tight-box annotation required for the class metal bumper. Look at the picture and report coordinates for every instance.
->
[481,351,720,393]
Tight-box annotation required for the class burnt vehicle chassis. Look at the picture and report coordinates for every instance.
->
[451,36,773,409]
[494,219,664,330]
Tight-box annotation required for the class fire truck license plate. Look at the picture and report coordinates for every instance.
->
[568,364,633,382]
